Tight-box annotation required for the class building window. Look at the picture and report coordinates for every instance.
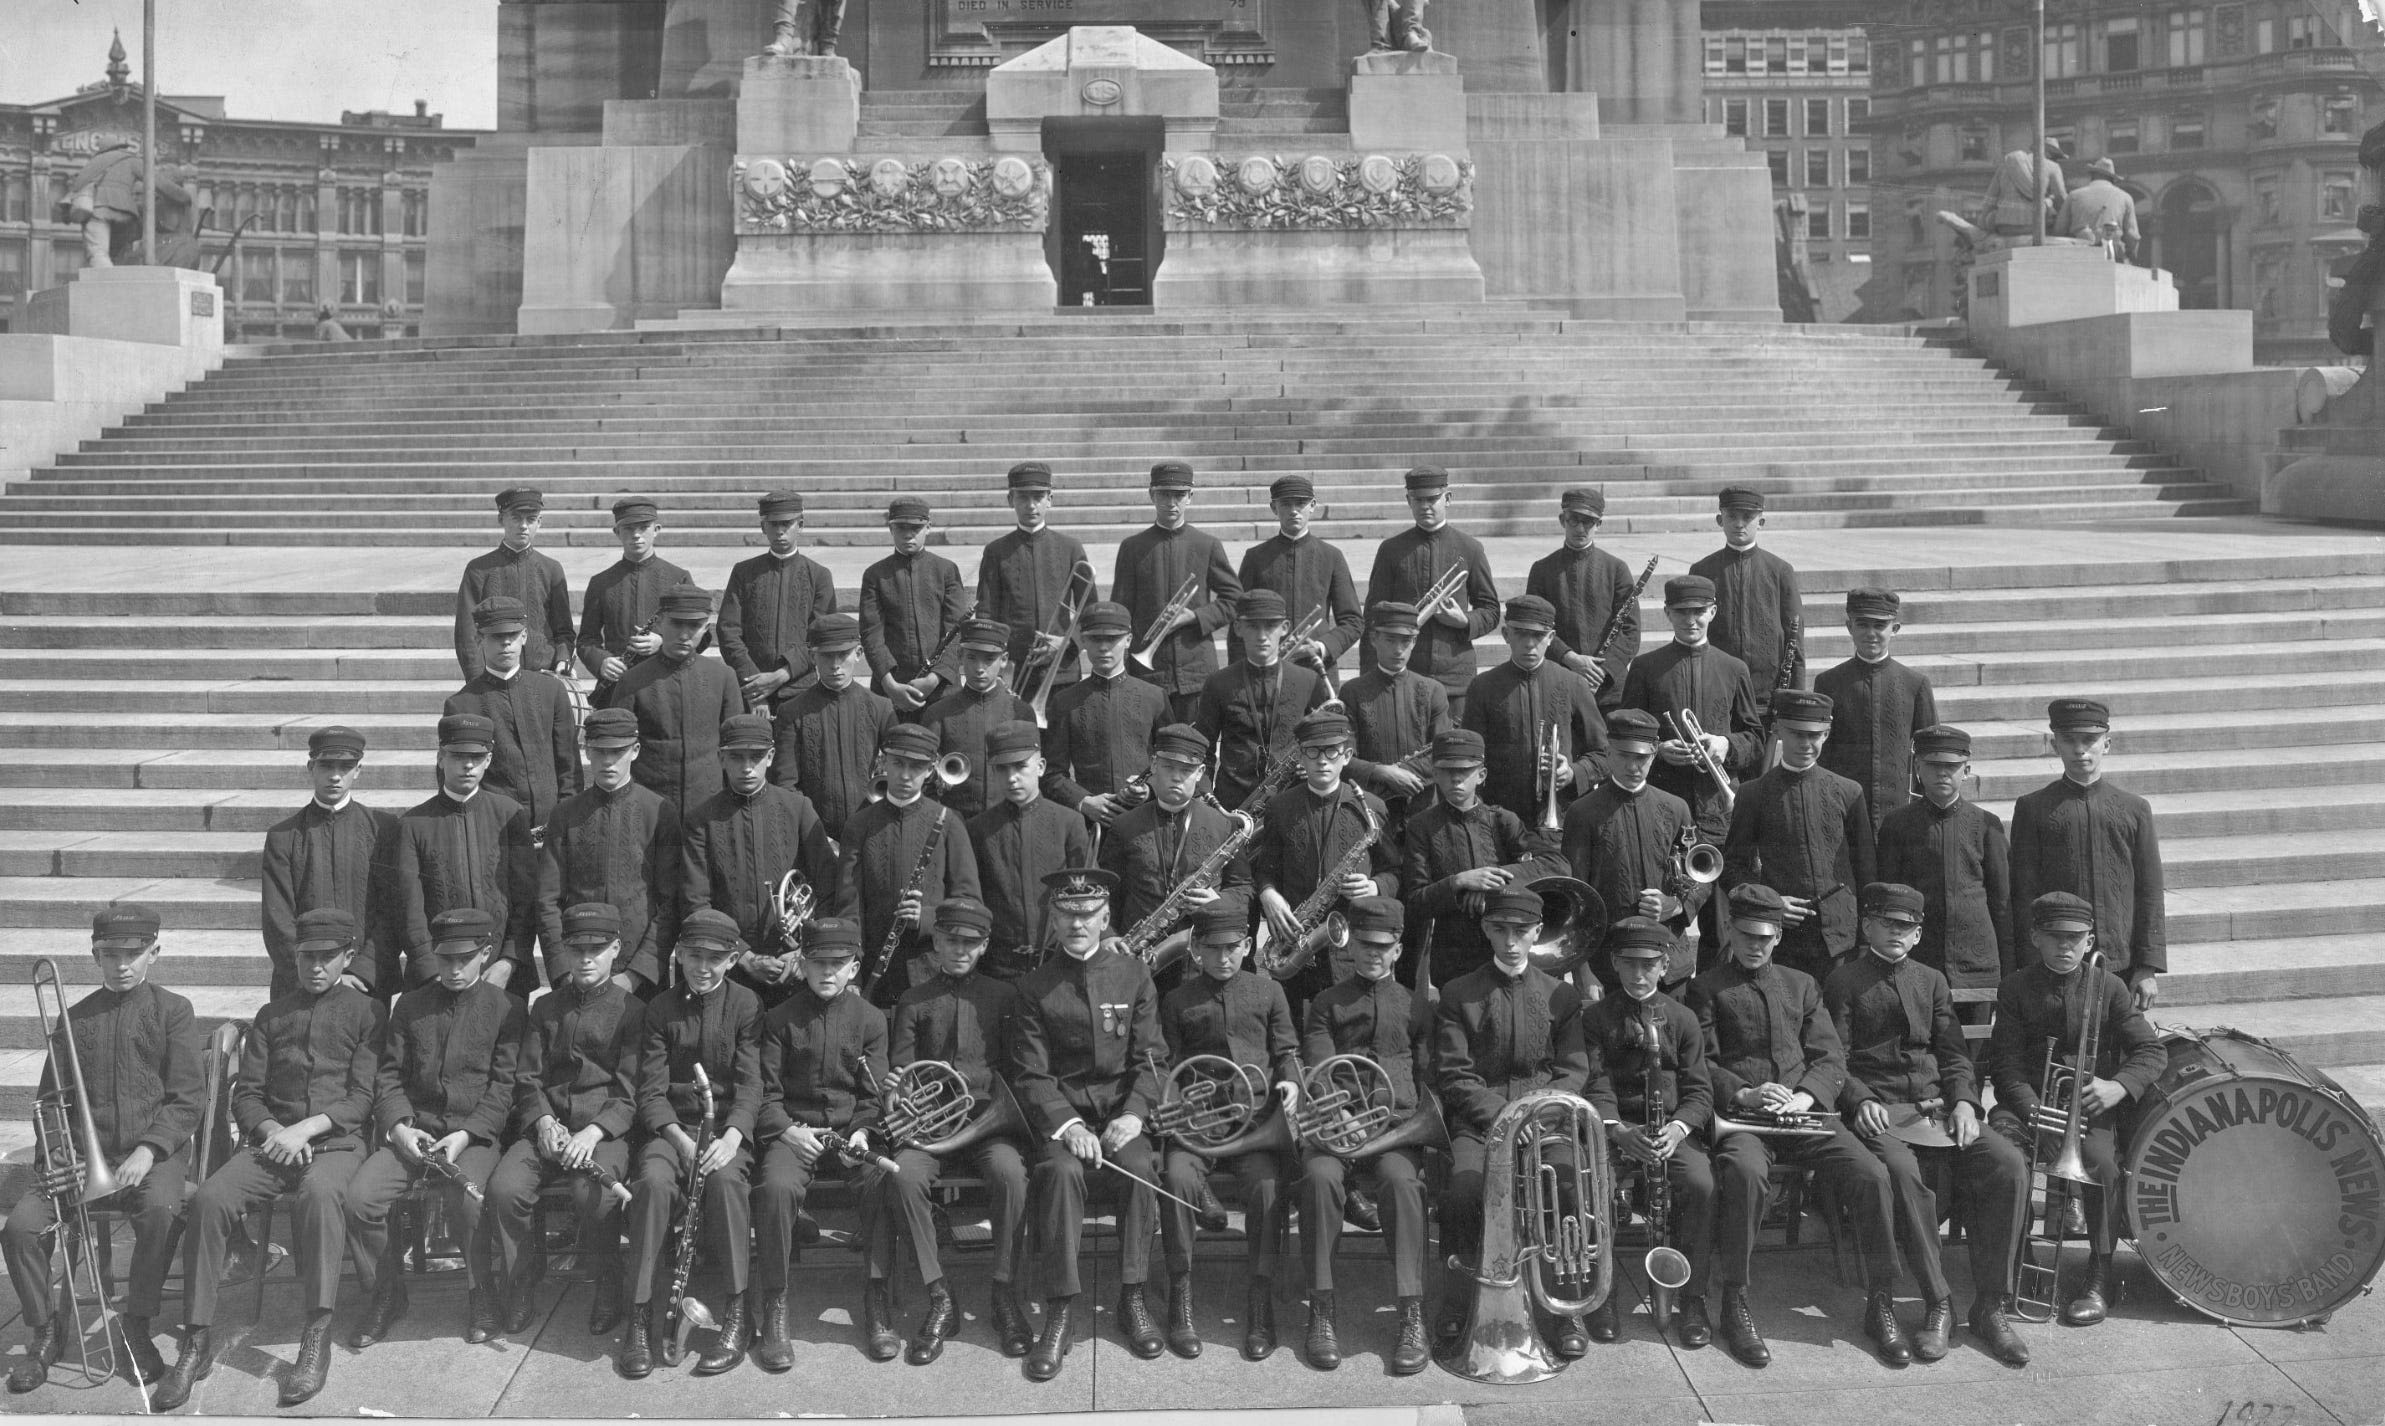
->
[1724,99,1749,137]
[241,249,275,305]
[1848,146,1871,183]
[405,251,425,305]
[2165,9,2206,66]
[1806,98,1831,136]
[1766,35,1789,74]
[2255,17,2273,52]
[1724,36,1748,73]
[2249,95,2279,140]
[1848,97,1870,127]
[1765,99,1791,137]
[1909,37,1927,86]
[2108,119,2140,153]
[1825,34,1848,74]
[0,240,24,298]
[2286,16,2316,48]
[1705,36,1727,75]
[283,251,315,307]
[1847,201,1871,240]
[2104,16,2140,71]
[1,175,25,224]
[2255,178,2279,223]
[1806,149,1831,187]
[2171,114,2206,148]
[1850,36,1870,73]
[2323,172,2356,219]
[2324,94,2360,135]
[1768,149,1789,185]
[2046,22,2084,77]
[52,245,84,280]
[402,190,426,238]
[1808,205,1832,240]
[1935,34,1955,82]
[1960,125,1990,161]
[341,250,380,304]
[1907,199,1928,244]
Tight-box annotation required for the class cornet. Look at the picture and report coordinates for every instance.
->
[1412,561,1471,628]
[864,751,971,804]
[1666,708,1736,814]
[1536,718,1565,834]
[1131,573,1201,669]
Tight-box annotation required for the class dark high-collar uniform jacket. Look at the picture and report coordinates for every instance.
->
[1619,640,1764,839]
[1525,541,1643,708]
[1360,524,1503,700]
[921,682,1037,820]
[1012,944,1165,1138]
[456,543,573,680]
[1685,543,1805,695]
[515,978,643,1139]
[976,524,1097,691]
[376,978,525,1145]
[1562,778,1711,943]
[718,548,838,705]
[1233,531,1362,667]
[838,795,982,975]
[1876,794,2013,989]
[1252,781,1399,924]
[1098,795,1253,938]
[1814,654,1937,829]
[262,796,398,997]
[1338,665,1453,819]
[386,786,536,986]
[969,795,1094,966]
[1461,657,1610,827]
[680,780,849,951]
[577,553,693,679]
[1986,961,2166,1122]
[892,970,1021,1105]
[636,979,766,1140]
[1194,658,1331,810]
[599,650,745,825]
[1823,951,1977,1115]
[2008,775,2167,978]
[756,984,887,1137]
[1722,762,1876,968]
[536,778,682,989]
[234,984,385,1149]
[1690,958,1844,1112]
[1042,667,1171,808]
[1113,522,1242,695]
[859,546,968,688]
[1434,962,1613,1136]
[1161,969,1300,1086]
[1584,991,1713,1135]
[445,667,582,827]
[1400,798,1564,980]
[776,678,897,841]
[1302,973,1427,1114]
[40,982,204,1161]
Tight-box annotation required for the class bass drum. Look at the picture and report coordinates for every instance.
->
[2123,1027,2385,1327]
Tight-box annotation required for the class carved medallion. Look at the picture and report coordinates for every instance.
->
[1082,79,1124,107]
[1357,154,1399,194]
[1162,152,1473,230]
[1237,156,1279,194]
[869,158,911,198]
[740,155,1052,233]
[742,158,790,203]
[930,157,973,197]
[1174,154,1220,196]
[1297,155,1338,195]
[809,158,848,198]
[1419,153,1462,194]
[992,155,1037,199]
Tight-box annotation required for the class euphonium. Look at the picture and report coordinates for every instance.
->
[879,1060,978,1151]
[1521,876,1607,981]
[30,956,125,1389]
[1437,1090,1616,1385]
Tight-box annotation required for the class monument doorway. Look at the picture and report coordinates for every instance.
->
[1043,118,1165,308]
[2156,178,2226,310]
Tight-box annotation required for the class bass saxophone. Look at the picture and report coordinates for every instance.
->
[1254,794,1380,980]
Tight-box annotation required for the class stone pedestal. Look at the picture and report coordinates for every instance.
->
[21,265,225,352]
[987,26,1219,153]
[2268,282,2385,523]
[1153,229,1484,307]
[519,144,736,333]
[723,232,1056,313]
[1967,244,2177,335]
[1348,50,1467,152]
[738,54,860,153]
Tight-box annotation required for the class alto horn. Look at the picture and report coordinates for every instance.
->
[1148,1053,1266,1150]
[1295,1054,1398,1157]
[1522,875,1608,980]
[879,1060,977,1151]
[916,1074,1031,1159]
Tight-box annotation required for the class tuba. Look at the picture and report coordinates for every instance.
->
[30,957,126,1389]
[1437,1090,1615,1385]
[1522,876,1608,981]
[1296,1054,1450,1161]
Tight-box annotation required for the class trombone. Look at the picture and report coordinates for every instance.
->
[2013,951,2106,1323]
[1131,573,1201,669]
[30,958,132,1393]
[1015,559,1096,728]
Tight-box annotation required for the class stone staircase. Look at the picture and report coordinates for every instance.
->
[0,311,2250,546]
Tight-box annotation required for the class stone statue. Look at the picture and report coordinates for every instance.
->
[63,138,192,267]
[1365,0,1432,52]
[765,0,846,58]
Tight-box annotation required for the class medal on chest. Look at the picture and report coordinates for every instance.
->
[1100,1001,1129,1037]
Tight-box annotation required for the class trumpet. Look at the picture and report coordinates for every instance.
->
[1131,573,1201,669]
[1666,708,1736,814]
[1711,1105,1842,1139]
[864,751,971,805]
[1536,718,1565,835]
[742,868,817,986]
[1412,561,1471,629]
[30,957,128,1391]
[2014,951,2106,1322]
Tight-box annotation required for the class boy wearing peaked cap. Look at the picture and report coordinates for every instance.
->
[977,461,1100,698]
[1116,460,1243,722]
[446,595,582,829]
[455,486,574,682]
[579,495,693,688]
[860,495,969,717]
[1877,724,2013,1013]
[1234,473,1362,686]
[1252,708,1398,1017]
[1720,688,1874,983]
[384,713,538,994]
[534,706,681,994]
[1561,707,1711,997]
[599,585,747,827]
[1098,722,1254,958]
[1043,599,1172,831]
[2008,697,2166,1011]
[1399,728,1566,988]
[839,722,983,1006]
[1525,487,1642,710]
[1619,574,1765,855]
[1815,586,1937,829]
[920,617,1037,820]
[1195,587,1332,812]
[969,719,1094,981]
[775,611,898,841]
[1338,600,1456,827]
[680,713,848,1007]
[1688,486,1806,699]
[262,723,398,1000]
[1361,465,1502,721]
[5,905,202,1397]
[720,490,840,717]
[1461,592,1609,827]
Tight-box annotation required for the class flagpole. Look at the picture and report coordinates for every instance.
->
[142,0,158,262]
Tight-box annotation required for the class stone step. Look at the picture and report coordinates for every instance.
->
[2,929,272,984]
[1906,636,2385,689]
[0,984,265,1051]
[0,678,452,715]
[0,875,262,929]
[0,830,261,879]
[0,789,330,835]
[1930,668,2385,722]
[2163,934,2385,1006]
[2162,876,2385,944]
[1968,739,2385,799]
[2160,994,2385,1070]
[2158,827,2385,889]
[2326,1064,2385,1122]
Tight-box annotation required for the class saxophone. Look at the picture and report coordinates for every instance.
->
[1635,1009,1693,1333]
[1254,794,1380,980]
[1119,801,1265,972]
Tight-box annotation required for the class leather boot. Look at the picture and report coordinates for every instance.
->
[1162,1273,1200,1358]
[861,1280,900,1363]
[1389,1297,1430,1376]
[1194,1176,1229,1232]
[465,1287,504,1344]
[1243,1279,1276,1362]
[617,1301,654,1380]
[2062,1259,2116,1326]
[1121,1281,1166,1359]
[693,1292,747,1376]
[351,1274,409,1349]
[588,1264,625,1336]
[1344,1189,1381,1233]
[752,1291,794,1373]
[6,1314,62,1394]
[1303,1289,1341,1370]
[991,1281,1034,1358]
[148,1325,214,1411]
[503,1273,538,1335]
[1915,1296,1955,1362]
[118,1314,167,1390]
[1676,1293,1714,1349]
[1025,1296,1076,1381]
[1586,1293,1622,1344]
[1549,1313,1589,1360]
[278,1312,335,1407]
[1718,1286,1770,1367]
[1969,1296,2032,1366]
[906,1279,957,1366]
[1864,1289,1913,1366]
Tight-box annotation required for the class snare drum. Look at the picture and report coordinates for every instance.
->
[2123,1027,2385,1327]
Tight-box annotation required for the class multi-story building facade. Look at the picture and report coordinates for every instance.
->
[1703,1,1880,320]
[0,35,480,338]
[1865,0,2379,359]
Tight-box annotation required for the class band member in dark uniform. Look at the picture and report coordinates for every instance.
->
[1877,724,2013,1023]
[1042,600,1170,835]
[1361,465,1501,720]
[1815,587,1936,829]
[1525,487,1640,710]
[841,722,982,1005]
[386,712,537,994]
[1253,708,1398,1016]
[455,486,572,681]
[1987,891,2166,1329]
[1687,486,1804,697]
[1563,708,1711,996]
[2008,698,2167,1011]
[1460,594,1607,827]
[1399,728,1563,989]
[1296,896,1432,1375]
[969,720,1092,981]
[535,708,681,993]
[1113,460,1242,723]
[774,613,896,841]
[859,495,967,720]
[921,617,1037,821]
[1620,575,1764,856]
[1722,688,1874,983]
[1826,883,2031,1367]
[680,713,846,1006]
[976,462,1097,698]
[600,586,745,828]
[1009,868,1168,1380]
[446,596,579,830]
[1098,723,1251,951]
[1195,589,1330,812]
[1234,475,1361,693]
[718,490,838,721]
[1338,601,1452,827]
[578,495,692,689]
[262,725,396,1000]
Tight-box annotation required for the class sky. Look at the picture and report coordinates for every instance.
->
[0,0,501,129]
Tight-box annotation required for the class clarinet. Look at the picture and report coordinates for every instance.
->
[1760,618,1804,772]
[591,608,666,703]
[1589,555,1661,667]
[658,1065,716,1368]
[536,1135,633,1209]
[862,806,949,999]
[419,1143,487,1204]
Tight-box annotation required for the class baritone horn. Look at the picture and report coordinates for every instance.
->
[31,956,127,1390]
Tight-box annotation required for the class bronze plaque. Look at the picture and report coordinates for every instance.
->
[932,0,1271,66]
